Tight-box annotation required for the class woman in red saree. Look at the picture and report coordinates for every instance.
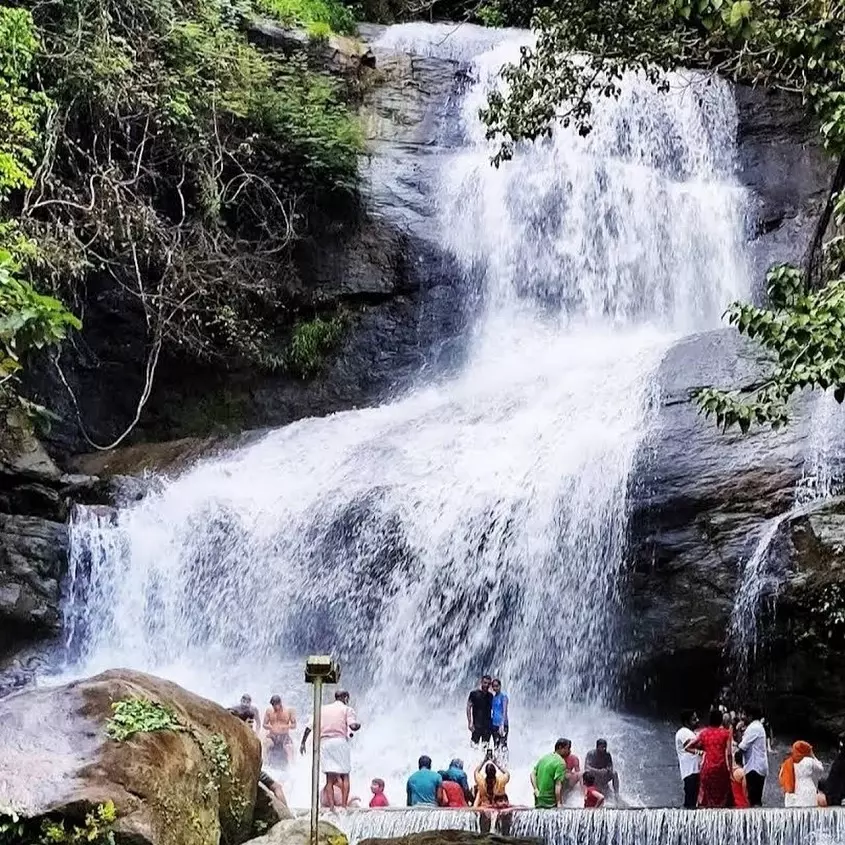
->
[685,709,733,807]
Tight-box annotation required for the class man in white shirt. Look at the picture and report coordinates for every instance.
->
[675,710,701,809]
[739,704,768,806]
[300,690,361,809]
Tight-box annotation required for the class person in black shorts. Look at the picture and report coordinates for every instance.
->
[467,675,494,747]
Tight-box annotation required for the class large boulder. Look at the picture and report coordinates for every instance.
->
[245,817,346,845]
[0,669,261,845]
[623,327,845,735]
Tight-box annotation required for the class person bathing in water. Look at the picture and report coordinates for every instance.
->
[230,694,260,733]
[263,695,297,766]
[467,675,494,748]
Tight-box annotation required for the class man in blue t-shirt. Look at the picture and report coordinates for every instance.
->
[491,678,509,753]
[407,755,445,806]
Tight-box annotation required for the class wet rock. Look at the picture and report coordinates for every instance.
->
[248,20,376,75]
[246,816,346,845]
[750,497,845,736]
[0,669,261,845]
[623,327,845,735]
[0,513,67,659]
[734,86,838,286]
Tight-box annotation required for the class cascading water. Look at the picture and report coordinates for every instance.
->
[727,392,845,676]
[64,24,751,809]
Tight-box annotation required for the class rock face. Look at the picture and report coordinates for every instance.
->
[0,433,103,676]
[751,497,845,736]
[734,86,837,286]
[623,328,845,736]
[27,27,465,459]
[246,817,347,845]
[0,669,261,845]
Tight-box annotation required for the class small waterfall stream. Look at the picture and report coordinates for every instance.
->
[727,393,845,676]
[335,808,845,845]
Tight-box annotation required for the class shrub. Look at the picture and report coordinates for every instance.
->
[256,0,357,34]
[106,699,182,741]
[286,314,346,378]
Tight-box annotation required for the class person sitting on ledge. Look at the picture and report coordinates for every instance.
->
[440,776,468,807]
[229,694,260,733]
[439,759,473,803]
[473,753,510,809]
[407,755,445,807]
[531,738,570,808]
[582,771,605,808]
[585,739,619,800]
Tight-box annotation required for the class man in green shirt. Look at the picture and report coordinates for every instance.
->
[531,738,573,808]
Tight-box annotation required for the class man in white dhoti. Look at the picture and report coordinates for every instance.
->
[300,690,361,809]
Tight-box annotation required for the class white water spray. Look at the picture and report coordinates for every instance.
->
[64,25,750,807]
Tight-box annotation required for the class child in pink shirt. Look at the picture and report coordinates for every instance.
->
[370,778,389,807]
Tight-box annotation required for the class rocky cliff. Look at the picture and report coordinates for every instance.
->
[4,26,845,737]
[620,84,841,733]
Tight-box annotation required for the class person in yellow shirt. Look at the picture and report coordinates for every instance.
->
[473,751,510,808]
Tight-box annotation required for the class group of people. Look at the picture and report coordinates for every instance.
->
[530,737,620,809]
[466,675,509,753]
[229,693,298,767]
[675,704,845,809]
[231,680,845,815]
[404,753,510,808]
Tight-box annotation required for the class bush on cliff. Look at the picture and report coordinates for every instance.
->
[0,8,79,433]
[0,0,362,438]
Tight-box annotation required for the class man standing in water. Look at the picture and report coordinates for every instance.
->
[467,675,494,747]
[738,704,768,807]
[675,710,701,809]
[263,695,297,767]
[491,678,509,755]
[300,690,361,810]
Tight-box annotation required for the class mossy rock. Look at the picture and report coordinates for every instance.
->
[0,669,261,845]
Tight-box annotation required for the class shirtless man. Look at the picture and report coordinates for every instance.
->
[229,694,261,733]
[263,695,297,767]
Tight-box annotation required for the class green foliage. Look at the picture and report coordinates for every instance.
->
[481,0,845,164]
[256,0,357,34]
[0,803,116,845]
[695,192,845,431]
[39,803,116,845]
[0,7,78,433]
[0,7,47,201]
[200,734,232,799]
[286,313,346,378]
[1,0,362,384]
[106,698,182,741]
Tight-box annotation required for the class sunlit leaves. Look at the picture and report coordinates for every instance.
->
[694,230,845,432]
[481,0,845,163]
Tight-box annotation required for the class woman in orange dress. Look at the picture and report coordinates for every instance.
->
[685,709,732,807]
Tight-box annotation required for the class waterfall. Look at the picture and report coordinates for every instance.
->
[64,24,750,808]
[727,392,845,676]
[335,808,845,845]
